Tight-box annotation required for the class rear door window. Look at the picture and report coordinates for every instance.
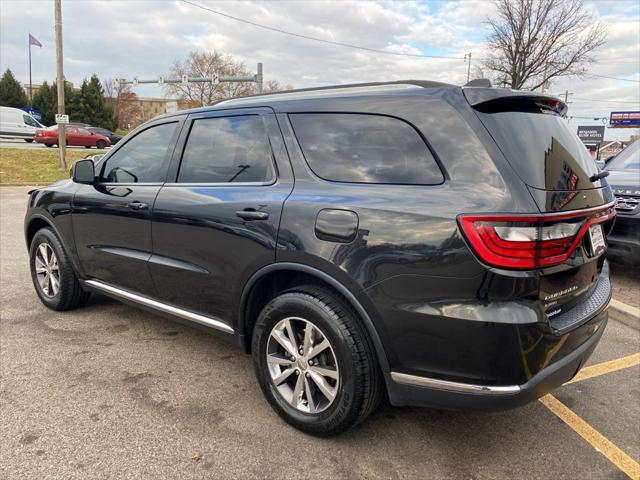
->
[289,113,443,185]
[177,115,275,184]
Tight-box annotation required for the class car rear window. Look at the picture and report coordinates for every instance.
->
[476,110,599,190]
[289,113,443,185]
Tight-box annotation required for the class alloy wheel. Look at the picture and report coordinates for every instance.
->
[266,317,339,414]
[34,243,60,297]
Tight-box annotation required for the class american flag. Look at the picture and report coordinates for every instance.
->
[29,34,42,48]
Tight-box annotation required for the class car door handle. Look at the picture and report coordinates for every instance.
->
[236,209,269,220]
[126,201,148,210]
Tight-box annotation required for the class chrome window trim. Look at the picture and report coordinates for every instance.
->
[97,182,164,187]
[85,280,234,334]
[390,371,521,395]
[163,181,273,187]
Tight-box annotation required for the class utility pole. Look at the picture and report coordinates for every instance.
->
[563,90,574,104]
[54,0,66,170]
[256,62,263,94]
[541,62,549,93]
[464,53,472,83]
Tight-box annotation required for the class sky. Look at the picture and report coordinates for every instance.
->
[1,0,638,140]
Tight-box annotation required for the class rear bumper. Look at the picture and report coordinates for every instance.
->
[386,310,607,410]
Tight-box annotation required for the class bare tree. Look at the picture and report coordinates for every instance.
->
[482,0,606,91]
[163,51,253,106]
[103,78,142,129]
[164,51,293,104]
[263,79,294,94]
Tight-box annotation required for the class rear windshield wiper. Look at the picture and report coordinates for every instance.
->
[589,170,610,182]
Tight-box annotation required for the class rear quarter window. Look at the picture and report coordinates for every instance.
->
[290,113,443,185]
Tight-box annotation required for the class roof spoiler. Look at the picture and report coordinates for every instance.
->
[463,87,568,117]
[464,78,492,88]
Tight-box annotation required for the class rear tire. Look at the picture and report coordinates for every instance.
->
[96,140,106,149]
[45,143,53,148]
[252,285,382,436]
[29,227,89,311]
[84,145,91,149]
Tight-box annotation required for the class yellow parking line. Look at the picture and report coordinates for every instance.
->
[540,394,640,479]
[566,353,640,385]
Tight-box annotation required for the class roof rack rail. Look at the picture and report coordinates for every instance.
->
[232,79,454,100]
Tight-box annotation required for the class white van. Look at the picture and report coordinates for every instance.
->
[0,106,44,142]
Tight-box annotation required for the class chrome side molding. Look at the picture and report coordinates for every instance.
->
[84,279,234,334]
[390,371,521,395]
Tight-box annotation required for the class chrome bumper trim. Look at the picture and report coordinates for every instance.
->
[85,279,234,334]
[390,372,521,395]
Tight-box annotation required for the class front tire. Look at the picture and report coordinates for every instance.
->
[29,227,89,311]
[44,143,53,148]
[252,285,382,436]
[25,138,34,143]
[96,140,106,149]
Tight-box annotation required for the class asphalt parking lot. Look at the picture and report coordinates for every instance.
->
[1,186,639,479]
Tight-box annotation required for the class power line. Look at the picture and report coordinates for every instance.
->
[571,97,640,104]
[179,0,638,85]
[586,73,640,83]
[179,0,465,60]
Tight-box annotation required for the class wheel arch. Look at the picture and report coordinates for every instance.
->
[238,262,390,373]
[25,214,56,249]
[25,213,83,277]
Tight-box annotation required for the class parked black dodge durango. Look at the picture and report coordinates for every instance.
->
[25,81,616,435]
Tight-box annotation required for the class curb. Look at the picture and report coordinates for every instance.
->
[609,299,640,331]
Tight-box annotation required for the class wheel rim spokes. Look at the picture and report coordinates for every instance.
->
[266,317,340,414]
[35,243,59,297]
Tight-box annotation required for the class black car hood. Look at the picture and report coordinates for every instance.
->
[607,169,640,193]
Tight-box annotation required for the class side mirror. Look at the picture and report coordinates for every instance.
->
[72,159,95,185]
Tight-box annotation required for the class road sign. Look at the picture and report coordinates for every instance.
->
[55,114,69,124]
[610,111,640,128]
[577,125,605,144]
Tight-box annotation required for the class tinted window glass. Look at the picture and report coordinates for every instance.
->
[102,122,178,183]
[607,140,639,171]
[477,110,599,190]
[23,114,38,127]
[178,115,274,183]
[290,113,443,185]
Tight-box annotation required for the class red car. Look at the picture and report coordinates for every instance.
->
[34,125,111,149]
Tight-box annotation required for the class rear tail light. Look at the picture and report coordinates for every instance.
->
[458,204,616,269]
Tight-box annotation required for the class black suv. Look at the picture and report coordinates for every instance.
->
[25,81,616,435]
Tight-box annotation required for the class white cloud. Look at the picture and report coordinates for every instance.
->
[0,0,637,139]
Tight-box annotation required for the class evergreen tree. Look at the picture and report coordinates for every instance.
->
[73,74,116,130]
[0,69,28,107]
[32,80,76,126]
[31,81,56,125]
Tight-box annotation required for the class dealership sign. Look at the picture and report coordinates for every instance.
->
[577,125,605,144]
[610,111,640,128]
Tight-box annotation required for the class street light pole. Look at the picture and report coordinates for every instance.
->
[464,53,472,83]
[54,0,66,170]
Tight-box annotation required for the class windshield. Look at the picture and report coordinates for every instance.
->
[606,141,640,171]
